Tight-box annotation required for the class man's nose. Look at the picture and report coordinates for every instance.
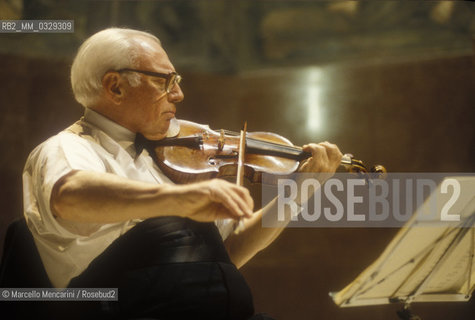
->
[167,84,184,103]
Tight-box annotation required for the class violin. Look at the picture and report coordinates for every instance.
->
[147,120,387,185]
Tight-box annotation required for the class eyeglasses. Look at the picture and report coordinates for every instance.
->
[117,68,182,93]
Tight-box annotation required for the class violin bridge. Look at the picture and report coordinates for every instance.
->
[218,129,225,151]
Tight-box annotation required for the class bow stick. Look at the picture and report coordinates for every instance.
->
[233,122,247,234]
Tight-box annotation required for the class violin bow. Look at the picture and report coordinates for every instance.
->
[233,121,247,234]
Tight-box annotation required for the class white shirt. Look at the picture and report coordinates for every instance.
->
[23,108,233,288]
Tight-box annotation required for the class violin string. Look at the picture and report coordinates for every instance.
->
[221,129,303,153]
[247,137,304,153]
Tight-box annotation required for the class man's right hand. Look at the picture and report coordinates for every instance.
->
[181,179,254,222]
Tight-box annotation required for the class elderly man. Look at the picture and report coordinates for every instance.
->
[23,28,342,319]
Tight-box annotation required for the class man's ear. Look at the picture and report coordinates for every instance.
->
[102,72,124,104]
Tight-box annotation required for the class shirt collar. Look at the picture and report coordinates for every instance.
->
[83,108,181,157]
[83,108,136,145]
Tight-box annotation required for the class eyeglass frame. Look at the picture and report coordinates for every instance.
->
[117,68,182,93]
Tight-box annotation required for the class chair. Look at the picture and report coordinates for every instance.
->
[0,217,52,288]
[0,217,55,318]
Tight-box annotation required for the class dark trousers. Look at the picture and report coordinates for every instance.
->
[66,217,256,320]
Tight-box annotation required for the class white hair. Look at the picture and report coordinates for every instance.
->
[71,28,161,107]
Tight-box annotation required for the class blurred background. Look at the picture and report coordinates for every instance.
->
[0,1,474,319]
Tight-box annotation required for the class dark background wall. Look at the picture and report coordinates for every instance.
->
[1,1,474,319]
